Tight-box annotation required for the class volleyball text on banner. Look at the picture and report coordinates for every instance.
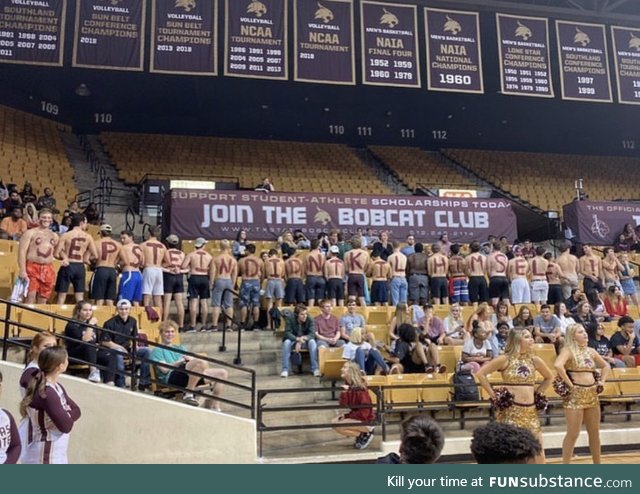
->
[168,190,518,242]
[73,0,145,71]
[294,0,355,85]
[556,20,612,102]
[610,25,640,106]
[150,0,217,76]
[424,7,483,94]
[224,0,287,80]
[496,13,553,98]
[360,1,420,88]
[0,0,66,66]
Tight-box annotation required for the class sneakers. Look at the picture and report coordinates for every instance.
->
[183,394,199,407]
[183,326,197,333]
[425,365,435,374]
[280,370,288,378]
[88,368,101,383]
[313,369,321,377]
[354,431,374,450]
[437,364,447,374]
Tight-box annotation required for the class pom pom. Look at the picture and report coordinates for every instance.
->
[491,387,514,410]
[534,391,548,411]
[553,376,571,398]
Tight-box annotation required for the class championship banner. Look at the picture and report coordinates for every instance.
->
[224,0,287,80]
[611,25,640,105]
[150,0,217,76]
[424,7,483,94]
[294,0,355,85]
[556,20,612,102]
[73,0,145,71]
[168,190,517,242]
[360,1,419,88]
[563,200,640,245]
[0,0,66,66]
[496,13,553,98]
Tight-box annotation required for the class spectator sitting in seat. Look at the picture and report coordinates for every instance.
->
[442,304,467,345]
[587,322,625,369]
[151,320,228,410]
[342,327,389,375]
[315,299,344,349]
[459,320,493,373]
[99,299,152,390]
[0,206,27,240]
[610,315,640,367]
[19,182,37,205]
[533,304,563,346]
[377,415,445,464]
[36,187,57,211]
[281,304,319,378]
[603,285,628,318]
[389,323,444,374]
[513,306,534,328]
[4,190,22,215]
[255,177,275,193]
[339,297,366,342]
[470,422,541,464]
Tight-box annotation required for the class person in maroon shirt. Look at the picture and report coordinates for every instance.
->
[314,300,344,348]
[0,370,21,464]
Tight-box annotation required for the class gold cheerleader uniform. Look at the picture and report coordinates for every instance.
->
[496,353,541,434]
[564,346,599,409]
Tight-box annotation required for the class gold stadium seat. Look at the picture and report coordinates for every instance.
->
[19,304,54,338]
[532,343,556,370]
[318,346,344,380]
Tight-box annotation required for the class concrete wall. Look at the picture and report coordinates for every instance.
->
[0,361,257,464]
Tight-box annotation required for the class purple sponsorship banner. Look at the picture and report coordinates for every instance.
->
[556,20,612,102]
[425,7,483,94]
[611,26,640,105]
[360,1,419,88]
[0,0,66,66]
[224,0,287,80]
[168,189,518,241]
[294,0,354,85]
[563,200,640,245]
[73,0,145,71]
[150,0,216,76]
[496,14,553,98]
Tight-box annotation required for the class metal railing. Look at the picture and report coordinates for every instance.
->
[0,300,256,417]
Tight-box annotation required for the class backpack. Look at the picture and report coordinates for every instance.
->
[269,307,282,330]
[452,371,479,402]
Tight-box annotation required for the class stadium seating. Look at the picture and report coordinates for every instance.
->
[100,133,392,195]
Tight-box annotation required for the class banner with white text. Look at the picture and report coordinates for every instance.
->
[610,25,640,105]
[168,189,517,242]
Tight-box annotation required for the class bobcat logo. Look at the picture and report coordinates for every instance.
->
[590,214,610,239]
[629,32,640,51]
[175,0,196,12]
[380,8,399,28]
[443,15,462,35]
[106,0,121,5]
[515,20,532,40]
[247,1,267,17]
[574,27,591,46]
[314,2,334,23]
[314,207,332,226]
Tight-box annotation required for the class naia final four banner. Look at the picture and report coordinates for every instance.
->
[168,189,518,242]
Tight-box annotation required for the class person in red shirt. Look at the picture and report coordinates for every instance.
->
[603,285,628,318]
[0,206,28,239]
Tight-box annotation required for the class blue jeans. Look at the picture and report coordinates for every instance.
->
[282,339,318,373]
[355,347,389,375]
[114,347,152,388]
[390,277,408,306]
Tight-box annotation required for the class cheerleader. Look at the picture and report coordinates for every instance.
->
[20,347,81,464]
[477,327,553,464]
[19,332,57,394]
[0,371,21,464]
[554,324,610,464]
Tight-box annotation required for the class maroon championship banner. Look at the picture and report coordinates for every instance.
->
[611,25,640,106]
[496,13,553,98]
[556,20,612,103]
[150,0,217,76]
[294,0,355,85]
[0,0,66,66]
[360,1,419,88]
[73,0,145,71]
[224,0,287,80]
[424,7,483,94]
[563,200,640,245]
[168,189,518,242]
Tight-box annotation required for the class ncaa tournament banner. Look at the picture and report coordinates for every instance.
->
[150,0,217,76]
[611,25,640,105]
[73,0,145,71]
[563,200,640,245]
[360,1,420,88]
[168,189,517,242]
[496,13,553,98]
[556,20,612,102]
[294,0,355,85]
[425,7,483,94]
[224,0,287,80]
[0,0,66,66]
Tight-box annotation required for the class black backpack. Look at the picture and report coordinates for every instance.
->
[452,371,479,402]
[269,307,282,330]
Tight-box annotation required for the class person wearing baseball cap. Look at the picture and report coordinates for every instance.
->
[182,237,214,332]
[194,237,207,248]
[163,234,186,329]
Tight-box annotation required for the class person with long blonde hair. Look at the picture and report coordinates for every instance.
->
[332,361,375,450]
[388,303,410,346]
[20,347,81,464]
[464,302,492,334]
[554,324,610,464]
[477,328,553,463]
[19,332,57,394]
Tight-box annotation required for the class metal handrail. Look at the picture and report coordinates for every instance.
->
[138,173,240,186]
